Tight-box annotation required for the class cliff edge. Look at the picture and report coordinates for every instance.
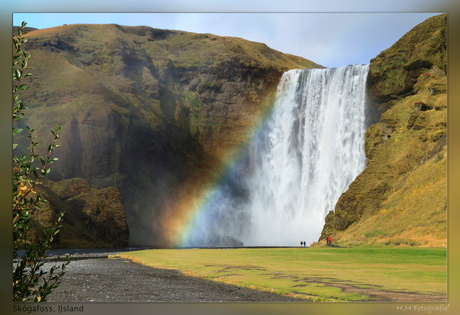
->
[320,14,447,247]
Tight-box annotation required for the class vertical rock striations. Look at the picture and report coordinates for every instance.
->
[16,24,322,246]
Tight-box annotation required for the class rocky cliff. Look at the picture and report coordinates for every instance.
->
[16,24,322,246]
[31,178,129,248]
[320,14,447,247]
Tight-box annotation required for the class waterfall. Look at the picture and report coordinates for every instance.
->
[244,64,370,246]
[184,64,371,247]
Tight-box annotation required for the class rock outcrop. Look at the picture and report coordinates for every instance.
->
[320,14,447,247]
[31,178,129,248]
[367,13,447,112]
[16,24,322,246]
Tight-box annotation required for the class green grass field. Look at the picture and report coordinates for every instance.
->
[114,247,446,302]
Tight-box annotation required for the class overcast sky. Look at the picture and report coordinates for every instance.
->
[13,12,440,69]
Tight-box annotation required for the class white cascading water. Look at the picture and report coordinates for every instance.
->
[243,64,370,246]
[184,64,371,247]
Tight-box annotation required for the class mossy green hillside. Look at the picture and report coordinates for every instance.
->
[321,69,446,247]
[367,14,446,111]
[320,14,446,248]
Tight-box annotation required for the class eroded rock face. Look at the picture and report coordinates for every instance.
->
[367,14,446,112]
[17,24,322,246]
[31,178,129,248]
[320,14,447,245]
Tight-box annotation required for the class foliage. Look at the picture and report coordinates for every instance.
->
[13,21,69,302]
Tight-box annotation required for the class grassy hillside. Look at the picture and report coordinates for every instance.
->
[16,24,321,247]
[367,13,446,111]
[320,14,447,247]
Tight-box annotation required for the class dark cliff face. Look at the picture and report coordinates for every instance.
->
[320,14,447,247]
[17,24,322,246]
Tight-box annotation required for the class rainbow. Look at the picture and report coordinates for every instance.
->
[156,98,278,248]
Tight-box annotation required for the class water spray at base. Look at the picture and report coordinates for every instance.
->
[183,64,371,247]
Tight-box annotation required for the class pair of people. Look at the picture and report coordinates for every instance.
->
[299,237,333,246]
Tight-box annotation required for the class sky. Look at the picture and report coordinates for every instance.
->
[13,12,440,68]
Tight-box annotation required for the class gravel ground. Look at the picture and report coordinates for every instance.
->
[43,249,305,302]
[41,248,446,303]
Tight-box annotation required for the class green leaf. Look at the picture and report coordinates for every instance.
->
[13,128,23,135]
[13,22,67,302]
